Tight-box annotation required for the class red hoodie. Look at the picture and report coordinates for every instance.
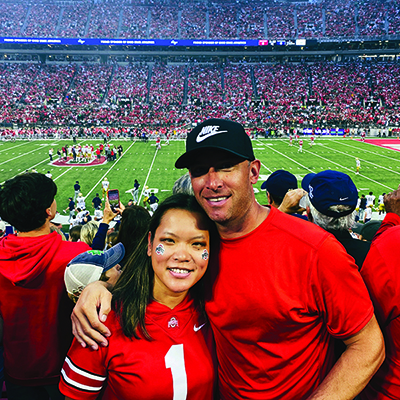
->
[0,231,90,386]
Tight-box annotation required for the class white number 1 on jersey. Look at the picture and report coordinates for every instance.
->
[165,344,188,400]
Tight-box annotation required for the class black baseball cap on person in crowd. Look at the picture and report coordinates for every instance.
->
[175,119,255,169]
[261,170,298,198]
[301,170,358,218]
[360,220,382,241]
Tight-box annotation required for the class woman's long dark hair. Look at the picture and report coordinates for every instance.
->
[116,205,151,261]
[112,194,216,340]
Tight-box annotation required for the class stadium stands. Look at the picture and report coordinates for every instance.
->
[58,3,90,37]
[24,4,60,37]
[0,60,399,130]
[87,4,119,38]
[0,3,26,37]
[149,6,179,39]
[180,3,207,39]
[120,6,148,39]
[0,0,399,40]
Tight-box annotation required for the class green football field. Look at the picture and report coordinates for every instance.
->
[1,136,399,225]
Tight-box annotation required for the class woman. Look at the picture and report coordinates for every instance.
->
[80,220,99,246]
[60,194,217,400]
[132,179,140,205]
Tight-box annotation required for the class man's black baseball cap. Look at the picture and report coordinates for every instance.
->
[175,118,255,169]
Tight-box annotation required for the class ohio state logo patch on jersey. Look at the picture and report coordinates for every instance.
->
[168,317,179,329]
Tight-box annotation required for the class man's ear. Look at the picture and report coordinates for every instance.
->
[249,160,261,185]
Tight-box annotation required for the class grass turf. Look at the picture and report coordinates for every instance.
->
[0,136,399,221]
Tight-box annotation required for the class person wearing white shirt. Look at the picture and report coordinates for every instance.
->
[366,192,375,207]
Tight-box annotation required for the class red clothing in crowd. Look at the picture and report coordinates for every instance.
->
[361,224,400,400]
[205,206,374,399]
[0,232,89,386]
[60,296,217,400]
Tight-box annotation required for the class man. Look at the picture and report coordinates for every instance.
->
[101,177,109,200]
[373,186,400,241]
[156,135,161,150]
[301,170,371,269]
[298,138,303,152]
[261,169,297,208]
[378,193,386,215]
[147,191,159,212]
[261,169,307,219]
[366,191,375,207]
[142,185,150,210]
[93,207,103,222]
[45,170,52,179]
[359,194,367,221]
[72,119,384,400]
[356,158,361,174]
[360,186,400,399]
[262,170,297,208]
[73,180,80,202]
[92,193,102,211]
[76,192,86,210]
[132,179,140,205]
[63,197,75,222]
[0,173,89,399]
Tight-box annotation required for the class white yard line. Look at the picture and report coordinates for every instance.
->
[256,139,314,173]
[301,148,395,191]
[0,146,47,166]
[84,141,136,200]
[1,157,62,185]
[54,166,73,181]
[330,139,400,163]
[319,142,400,177]
[0,142,31,153]
[0,156,50,185]
[138,147,159,204]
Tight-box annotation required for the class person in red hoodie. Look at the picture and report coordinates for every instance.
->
[0,173,90,400]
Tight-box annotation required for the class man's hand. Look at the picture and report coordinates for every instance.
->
[71,281,113,350]
[384,184,400,215]
[278,188,306,214]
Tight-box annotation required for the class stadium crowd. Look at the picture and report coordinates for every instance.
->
[57,3,89,37]
[119,5,148,39]
[0,60,399,132]
[1,118,400,400]
[23,4,60,37]
[0,0,399,39]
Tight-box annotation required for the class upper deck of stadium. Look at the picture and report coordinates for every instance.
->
[0,0,398,41]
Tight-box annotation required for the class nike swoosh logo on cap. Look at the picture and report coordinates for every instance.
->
[193,322,207,332]
[196,126,228,143]
[339,197,349,201]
